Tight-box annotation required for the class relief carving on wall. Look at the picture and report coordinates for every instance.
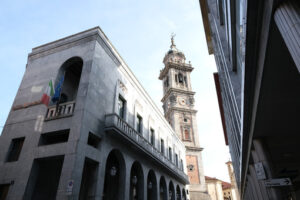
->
[118,80,128,94]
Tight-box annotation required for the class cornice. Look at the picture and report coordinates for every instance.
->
[161,88,195,102]
[165,107,197,117]
[186,146,204,152]
[159,62,194,80]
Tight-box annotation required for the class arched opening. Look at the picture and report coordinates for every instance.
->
[46,57,83,119]
[169,181,175,200]
[159,177,167,200]
[182,189,186,200]
[52,57,83,105]
[176,185,181,200]
[130,161,144,200]
[103,149,126,200]
[147,170,157,200]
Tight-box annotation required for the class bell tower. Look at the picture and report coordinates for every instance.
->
[159,35,210,199]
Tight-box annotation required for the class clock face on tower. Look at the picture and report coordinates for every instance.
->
[179,97,186,106]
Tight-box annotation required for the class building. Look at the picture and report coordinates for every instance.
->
[0,27,190,200]
[205,162,239,200]
[199,0,300,199]
[205,176,235,200]
[159,36,210,200]
[226,161,240,200]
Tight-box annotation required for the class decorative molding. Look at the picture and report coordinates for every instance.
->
[159,62,193,80]
[118,80,128,94]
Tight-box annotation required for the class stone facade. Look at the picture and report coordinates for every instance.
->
[0,27,189,200]
[159,37,210,200]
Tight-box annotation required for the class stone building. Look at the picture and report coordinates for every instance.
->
[0,27,190,200]
[199,0,300,199]
[159,37,210,200]
[205,176,238,200]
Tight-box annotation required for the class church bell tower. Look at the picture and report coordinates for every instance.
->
[159,36,210,199]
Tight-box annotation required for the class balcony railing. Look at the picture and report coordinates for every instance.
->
[104,113,189,184]
[45,101,75,120]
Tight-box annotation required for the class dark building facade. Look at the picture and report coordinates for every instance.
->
[199,0,300,199]
[0,27,189,200]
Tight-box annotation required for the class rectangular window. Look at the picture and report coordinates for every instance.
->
[150,128,155,146]
[180,159,183,170]
[87,132,101,149]
[184,76,188,87]
[169,147,172,161]
[175,154,178,166]
[175,74,178,83]
[184,129,190,140]
[39,130,69,146]
[137,114,143,134]
[118,95,126,119]
[0,184,10,199]
[6,137,25,162]
[161,139,165,155]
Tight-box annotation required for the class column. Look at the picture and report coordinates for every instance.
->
[274,0,300,73]
[252,139,283,200]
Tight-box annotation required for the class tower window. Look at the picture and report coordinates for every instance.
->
[184,129,190,140]
[118,95,126,119]
[164,76,169,87]
[150,128,155,146]
[6,137,25,162]
[178,73,183,83]
[137,114,143,134]
[184,76,188,86]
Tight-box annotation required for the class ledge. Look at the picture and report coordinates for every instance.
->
[104,113,189,184]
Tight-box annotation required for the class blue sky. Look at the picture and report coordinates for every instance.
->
[0,0,230,181]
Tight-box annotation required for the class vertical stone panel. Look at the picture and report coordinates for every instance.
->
[274,0,300,73]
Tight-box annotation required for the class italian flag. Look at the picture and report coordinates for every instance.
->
[41,80,54,106]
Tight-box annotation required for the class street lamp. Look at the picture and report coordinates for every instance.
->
[148,181,153,189]
[132,175,138,185]
[110,166,117,176]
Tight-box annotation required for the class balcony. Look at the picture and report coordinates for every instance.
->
[45,101,75,121]
[104,113,189,184]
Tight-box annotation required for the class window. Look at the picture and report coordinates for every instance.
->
[0,184,10,200]
[184,118,187,122]
[164,76,169,87]
[184,76,188,87]
[150,128,155,146]
[175,74,178,83]
[39,130,69,146]
[178,73,183,83]
[160,139,165,155]
[180,159,183,170]
[184,129,190,140]
[118,95,126,119]
[175,154,178,166]
[6,137,25,162]
[187,164,194,171]
[169,147,172,161]
[137,114,143,134]
[87,132,101,149]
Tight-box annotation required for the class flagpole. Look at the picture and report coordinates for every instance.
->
[55,72,66,116]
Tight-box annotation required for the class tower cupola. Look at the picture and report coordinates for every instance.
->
[163,34,186,65]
